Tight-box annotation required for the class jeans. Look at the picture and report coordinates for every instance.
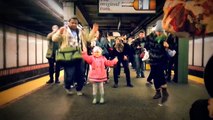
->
[63,59,85,91]
[134,54,145,77]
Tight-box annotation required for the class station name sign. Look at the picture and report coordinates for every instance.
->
[99,0,156,14]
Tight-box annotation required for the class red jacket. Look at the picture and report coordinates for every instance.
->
[82,52,117,82]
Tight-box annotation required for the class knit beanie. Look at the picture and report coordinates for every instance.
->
[155,20,164,32]
[93,46,103,53]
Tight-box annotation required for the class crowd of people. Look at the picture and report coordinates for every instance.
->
[45,18,179,104]
[45,17,213,119]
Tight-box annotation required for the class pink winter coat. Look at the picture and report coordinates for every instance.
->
[82,52,117,82]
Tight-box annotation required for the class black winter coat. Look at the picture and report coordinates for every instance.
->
[146,33,167,65]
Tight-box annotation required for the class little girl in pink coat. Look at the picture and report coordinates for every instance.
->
[82,46,118,104]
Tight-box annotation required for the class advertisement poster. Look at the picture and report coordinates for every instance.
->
[99,0,156,13]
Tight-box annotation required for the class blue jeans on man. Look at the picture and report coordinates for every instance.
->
[63,59,85,92]
[134,54,145,78]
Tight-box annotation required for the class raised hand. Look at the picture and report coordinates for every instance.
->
[59,27,65,34]
[123,55,128,60]
[92,23,99,33]
[82,44,87,53]
[163,41,169,48]
[113,57,118,63]
[52,25,58,32]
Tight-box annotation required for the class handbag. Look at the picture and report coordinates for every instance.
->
[56,46,82,61]
[140,52,145,59]
[142,49,149,61]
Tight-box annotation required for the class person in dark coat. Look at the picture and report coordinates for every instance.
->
[46,25,61,84]
[132,31,146,78]
[165,33,178,83]
[145,31,157,85]
[111,38,133,88]
[146,20,169,99]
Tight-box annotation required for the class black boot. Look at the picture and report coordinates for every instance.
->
[55,79,60,84]
[46,79,54,84]
[160,88,169,104]
[162,88,169,97]
[153,90,161,99]
[113,84,118,88]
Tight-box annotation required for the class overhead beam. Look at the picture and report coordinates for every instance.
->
[32,0,63,22]
[76,1,92,27]
[76,7,88,26]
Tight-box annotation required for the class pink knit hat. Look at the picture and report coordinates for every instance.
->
[93,46,103,53]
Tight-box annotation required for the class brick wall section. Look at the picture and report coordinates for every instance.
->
[0,64,49,77]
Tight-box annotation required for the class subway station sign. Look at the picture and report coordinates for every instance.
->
[99,0,156,14]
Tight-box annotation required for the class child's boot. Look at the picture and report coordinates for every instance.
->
[100,94,104,104]
[92,95,97,104]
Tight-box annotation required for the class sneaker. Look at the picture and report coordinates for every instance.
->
[46,80,54,84]
[92,98,97,104]
[77,91,83,96]
[141,75,145,78]
[148,81,153,84]
[113,84,118,88]
[100,97,104,104]
[146,81,153,86]
[104,79,110,84]
[65,89,73,95]
[55,80,60,84]
[127,84,134,87]
[136,75,140,78]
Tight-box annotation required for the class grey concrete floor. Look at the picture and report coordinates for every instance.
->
[0,69,209,120]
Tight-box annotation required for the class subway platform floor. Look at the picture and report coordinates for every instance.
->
[0,69,209,120]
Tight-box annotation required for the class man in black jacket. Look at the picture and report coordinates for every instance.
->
[132,31,146,78]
